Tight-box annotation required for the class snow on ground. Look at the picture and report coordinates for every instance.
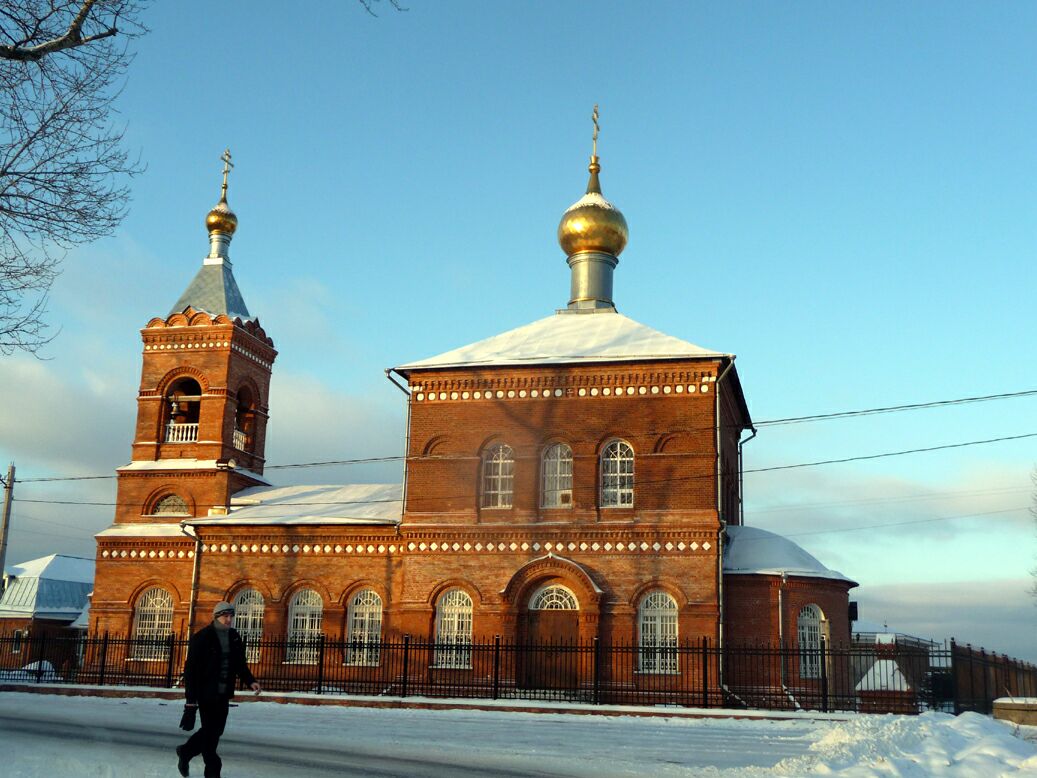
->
[0,692,1034,777]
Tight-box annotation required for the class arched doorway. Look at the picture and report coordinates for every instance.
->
[522,584,579,689]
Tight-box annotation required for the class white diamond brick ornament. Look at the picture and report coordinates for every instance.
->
[690,541,699,551]
[665,542,674,551]
[703,542,711,550]
[652,542,661,551]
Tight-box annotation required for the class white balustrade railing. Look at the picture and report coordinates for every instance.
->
[233,427,247,451]
[165,422,198,443]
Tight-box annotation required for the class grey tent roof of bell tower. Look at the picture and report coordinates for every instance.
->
[170,262,251,320]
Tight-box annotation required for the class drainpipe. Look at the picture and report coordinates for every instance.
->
[714,357,735,683]
[180,522,202,636]
[737,427,757,527]
[778,571,787,687]
[385,369,412,528]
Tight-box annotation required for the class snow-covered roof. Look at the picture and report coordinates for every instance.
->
[0,555,94,621]
[856,658,911,692]
[723,526,857,585]
[187,483,403,526]
[395,310,728,372]
[117,460,270,485]
[95,523,188,538]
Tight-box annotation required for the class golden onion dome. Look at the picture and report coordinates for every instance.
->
[205,196,238,236]
[558,157,628,257]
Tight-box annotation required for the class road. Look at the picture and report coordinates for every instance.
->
[0,693,823,777]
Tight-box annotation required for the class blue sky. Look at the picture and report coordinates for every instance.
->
[1,2,1035,659]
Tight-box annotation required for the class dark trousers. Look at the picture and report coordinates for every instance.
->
[182,698,230,777]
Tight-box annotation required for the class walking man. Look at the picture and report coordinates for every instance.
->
[177,601,261,778]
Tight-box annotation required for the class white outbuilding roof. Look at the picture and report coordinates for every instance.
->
[188,483,403,526]
[723,525,857,585]
[395,310,727,372]
[0,554,95,621]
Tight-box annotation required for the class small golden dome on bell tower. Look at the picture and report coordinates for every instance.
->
[557,106,628,257]
[205,149,238,237]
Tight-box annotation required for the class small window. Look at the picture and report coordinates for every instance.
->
[286,589,323,664]
[346,589,383,666]
[481,444,514,508]
[12,630,24,654]
[233,588,265,663]
[541,443,573,508]
[639,591,678,673]
[529,585,578,611]
[132,587,174,660]
[150,494,190,516]
[797,604,825,679]
[600,439,634,507]
[434,589,473,669]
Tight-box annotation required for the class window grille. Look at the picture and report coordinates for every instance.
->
[233,588,265,663]
[600,440,634,507]
[529,585,579,611]
[132,587,174,660]
[481,444,514,508]
[797,604,824,679]
[639,591,678,673]
[346,589,383,666]
[151,494,190,515]
[286,589,323,664]
[434,589,473,668]
[541,443,573,508]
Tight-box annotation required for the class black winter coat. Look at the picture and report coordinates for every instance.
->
[184,623,256,704]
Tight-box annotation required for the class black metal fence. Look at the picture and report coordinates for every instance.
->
[1,631,1034,715]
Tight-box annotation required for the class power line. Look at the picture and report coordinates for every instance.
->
[12,430,1037,508]
[11,386,1036,485]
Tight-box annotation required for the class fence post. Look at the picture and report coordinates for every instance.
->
[98,631,109,687]
[592,637,601,705]
[401,635,410,698]
[316,634,326,695]
[492,635,501,700]
[34,632,47,683]
[702,636,709,708]
[819,637,829,713]
[980,648,989,714]
[949,639,960,715]
[163,634,175,688]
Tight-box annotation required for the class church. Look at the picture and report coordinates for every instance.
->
[88,129,856,696]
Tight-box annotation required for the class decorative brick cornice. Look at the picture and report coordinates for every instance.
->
[411,372,718,404]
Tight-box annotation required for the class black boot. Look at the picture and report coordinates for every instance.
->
[175,745,190,777]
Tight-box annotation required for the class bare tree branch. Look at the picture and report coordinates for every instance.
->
[0,1,146,355]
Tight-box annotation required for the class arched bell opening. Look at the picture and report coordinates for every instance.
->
[164,378,202,444]
[234,385,256,453]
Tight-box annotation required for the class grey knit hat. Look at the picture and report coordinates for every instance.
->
[213,601,235,618]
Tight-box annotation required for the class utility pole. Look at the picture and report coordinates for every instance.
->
[0,463,13,594]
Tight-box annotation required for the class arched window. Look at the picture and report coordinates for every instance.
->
[529,584,579,611]
[233,385,255,452]
[797,604,826,679]
[286,589,323,664]
[600,439,635,507]
[165,377,202,444]
[132,587,174,660]
[481,444,514,508]
[434,589,473,669]
[541,443,573,508]
[346,589,383,666]
[150,494,190,516]
[639,591,678,673]
[233,588,265,663]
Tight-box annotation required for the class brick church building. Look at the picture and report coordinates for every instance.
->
[88,139,856,688]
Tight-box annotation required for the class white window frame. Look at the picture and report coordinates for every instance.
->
[797,604,825,679]
[286,589,323,664]
[541,443,573,508]
[434,589,473,669]
[600,439,635,507]
[132,587,174,661]
[346,589,383,667]
[529,584,579,611]
[481,444,515,508]
[233,588,265,663]
[638,591,679,674]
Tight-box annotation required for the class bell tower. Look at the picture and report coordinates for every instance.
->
[113,151,277,526]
